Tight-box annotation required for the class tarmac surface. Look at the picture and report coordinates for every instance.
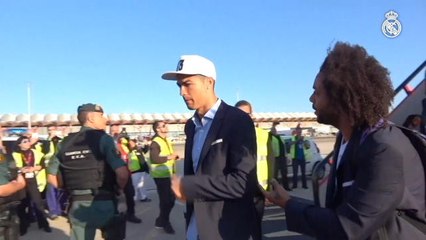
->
[21,136,334,239]
[21,175,321,240]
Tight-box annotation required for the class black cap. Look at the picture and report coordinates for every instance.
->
[77,103,104,114]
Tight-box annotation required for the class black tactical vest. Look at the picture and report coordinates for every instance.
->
[58,130,116,193]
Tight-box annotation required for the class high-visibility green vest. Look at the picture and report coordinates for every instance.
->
[150,136,175,178]
[43,141,55,160]
[255,127,269,189]
[271,135,280,158]
[12,149,47,192]
[289,136,309,160]
[128,150,142,172]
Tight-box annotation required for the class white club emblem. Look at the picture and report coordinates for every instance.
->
[381,10,402,38]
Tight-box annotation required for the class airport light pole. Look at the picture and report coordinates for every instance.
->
[27,83,31,129]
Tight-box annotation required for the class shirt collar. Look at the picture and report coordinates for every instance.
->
[192,98,221,126]
[80,126,97,131]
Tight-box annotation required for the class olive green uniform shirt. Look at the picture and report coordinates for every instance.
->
[0,152,15,186]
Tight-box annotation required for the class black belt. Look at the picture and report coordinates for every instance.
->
[69,189,114,201]
[0,202,19,213]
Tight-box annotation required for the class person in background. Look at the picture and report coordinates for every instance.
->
[149,121,179,234]
[44,126,66,220]
[235,99,274,239]
[271,121,280,135]
[128,138,151,202]
[12,135,51,235]
[109,124,121,142]
[262,42,425,239]
[116,136,142,224]
[289,124,309,189]
[270,126,290,191]
[403,114,426,134]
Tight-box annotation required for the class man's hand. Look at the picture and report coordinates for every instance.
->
[260,179,291,208]
[171,175,186,201]
[14,174,26,189]
[168,154,179,160]
[21,167,32,173]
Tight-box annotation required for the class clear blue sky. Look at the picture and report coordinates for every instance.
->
[0,0,425,115]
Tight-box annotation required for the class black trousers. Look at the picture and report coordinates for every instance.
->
[274,157,289,190]
[252,195,264,240]
[17,179,49,231]
[0,204,19,240]
[292,158,307,188]
[153,178,175,226]
[124,176,135,215]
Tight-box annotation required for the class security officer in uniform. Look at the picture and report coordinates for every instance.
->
[0,133,26,240]
[47,103,129,240]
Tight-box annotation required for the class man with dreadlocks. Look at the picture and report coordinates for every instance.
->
[263,42,425,239]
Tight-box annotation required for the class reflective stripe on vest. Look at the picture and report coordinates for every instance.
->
[255,127,269,189]
[12,149,47,192]
[150,136,174,178]
[128,150,141,172]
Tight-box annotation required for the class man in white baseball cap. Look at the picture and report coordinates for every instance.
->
[162,55,260,240]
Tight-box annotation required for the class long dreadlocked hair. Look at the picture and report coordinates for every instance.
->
[320,42,394,127]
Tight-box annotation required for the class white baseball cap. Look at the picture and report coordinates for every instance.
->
[161,55,216,80]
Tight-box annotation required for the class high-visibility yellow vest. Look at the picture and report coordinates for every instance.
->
[150,136,174,178]
[128,150,141,172]
[33,142,43,153]
[12,149,47,192]
[255,127,270,189]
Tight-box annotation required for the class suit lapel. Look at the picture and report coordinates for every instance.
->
[329,129,362,206]
[196,102,227,172]
[335,130,361,184]
[184,119,195,175]
[326,133,342,208]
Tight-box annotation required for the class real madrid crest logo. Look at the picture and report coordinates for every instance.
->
[381,10,402,38]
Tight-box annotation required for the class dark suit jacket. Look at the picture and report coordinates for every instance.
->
[181,101,259,240]
[284,125,425,239]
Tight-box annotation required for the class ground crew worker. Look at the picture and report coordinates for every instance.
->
[128,138,150,202]
[0,134,26,240]
[235,100,274,240]
[116,136,142,223]
[44,127,66,219]
[150,121,179,234]
[47,103,129,240]
[270,128,290,191]
[12,135,51,235]
[289,124,310,189]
